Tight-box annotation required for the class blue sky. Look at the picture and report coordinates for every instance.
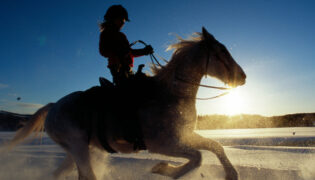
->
[0,0,314,116]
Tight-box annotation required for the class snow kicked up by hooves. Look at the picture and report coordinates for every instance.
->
[1,127,315,180]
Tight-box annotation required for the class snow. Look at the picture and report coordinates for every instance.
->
[0,127,315,180]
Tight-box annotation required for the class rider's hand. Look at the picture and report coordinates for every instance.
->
[143,45,154,55]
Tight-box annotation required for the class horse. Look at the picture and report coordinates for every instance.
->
[5,27,246,180]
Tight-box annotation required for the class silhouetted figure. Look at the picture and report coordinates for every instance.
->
[98,5,152,149]
[99,5,153,86]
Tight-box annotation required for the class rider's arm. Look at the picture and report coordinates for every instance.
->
[130,45,153,57]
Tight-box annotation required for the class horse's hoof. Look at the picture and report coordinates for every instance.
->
[151,162,169,174]
[151,162,182,179]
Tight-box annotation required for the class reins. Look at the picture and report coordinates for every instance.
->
[175,75,230,90]
[130,40,231,100]
[174,75,231,100]
[130,40,168,68]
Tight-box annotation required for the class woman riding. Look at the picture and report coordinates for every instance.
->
[99,5,153,86]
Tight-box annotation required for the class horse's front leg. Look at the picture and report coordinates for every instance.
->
[187,132,238,180]
[148,132,238,180]
[149,139,202,179]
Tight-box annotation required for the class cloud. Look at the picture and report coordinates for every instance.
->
[16,102,43,109]
[0,83,9,89]
[0,100,43,114]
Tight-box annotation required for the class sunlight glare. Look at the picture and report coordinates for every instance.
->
[223,88,246,115]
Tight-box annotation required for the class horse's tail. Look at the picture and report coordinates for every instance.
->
[5,103,54,150]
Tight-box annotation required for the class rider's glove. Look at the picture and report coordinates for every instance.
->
[143,45,154,55]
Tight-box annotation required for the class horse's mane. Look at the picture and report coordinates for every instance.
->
[152,33,204,82]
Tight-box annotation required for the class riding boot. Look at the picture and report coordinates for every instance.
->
[121,111,146,150]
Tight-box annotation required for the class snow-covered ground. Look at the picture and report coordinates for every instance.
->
[0,127,315,180]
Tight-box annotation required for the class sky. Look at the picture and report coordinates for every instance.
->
[0,0,314,116]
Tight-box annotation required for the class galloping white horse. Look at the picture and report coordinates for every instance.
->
[6,27,246,180]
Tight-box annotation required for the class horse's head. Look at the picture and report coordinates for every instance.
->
[201,27,246,87]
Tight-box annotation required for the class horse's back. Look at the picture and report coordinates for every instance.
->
[45,85,117,135]
[45,91,84,137]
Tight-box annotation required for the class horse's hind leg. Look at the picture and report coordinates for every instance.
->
[150,142,202,179]
[53,153,75,180]
[67,140,97,180]
[188,132,238,180]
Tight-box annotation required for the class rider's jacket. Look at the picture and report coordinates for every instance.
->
[99,22,140,68]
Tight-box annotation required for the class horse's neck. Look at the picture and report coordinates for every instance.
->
[161,60,203,99]
[170,63,202,132]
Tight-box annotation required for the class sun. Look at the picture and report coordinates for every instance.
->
[222,88,246,115]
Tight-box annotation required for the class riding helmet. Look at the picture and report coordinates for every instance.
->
[104,5,130,22]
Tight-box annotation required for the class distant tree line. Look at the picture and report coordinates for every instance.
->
[1,110,315,131]
[197,113,315,129]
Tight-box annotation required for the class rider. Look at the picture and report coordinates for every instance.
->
[99,4,153,86]
[98,5,151,149]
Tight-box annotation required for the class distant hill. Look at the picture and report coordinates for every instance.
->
[1,110,315,131]
[0,110,31,131]
[197,113,315,129]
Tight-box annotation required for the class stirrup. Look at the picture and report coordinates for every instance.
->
[115,139,129,144]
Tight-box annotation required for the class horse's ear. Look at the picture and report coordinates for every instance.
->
[202,27,215,41]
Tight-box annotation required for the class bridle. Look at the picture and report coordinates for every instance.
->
[130,40,231,100]
[173,44,231,100]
